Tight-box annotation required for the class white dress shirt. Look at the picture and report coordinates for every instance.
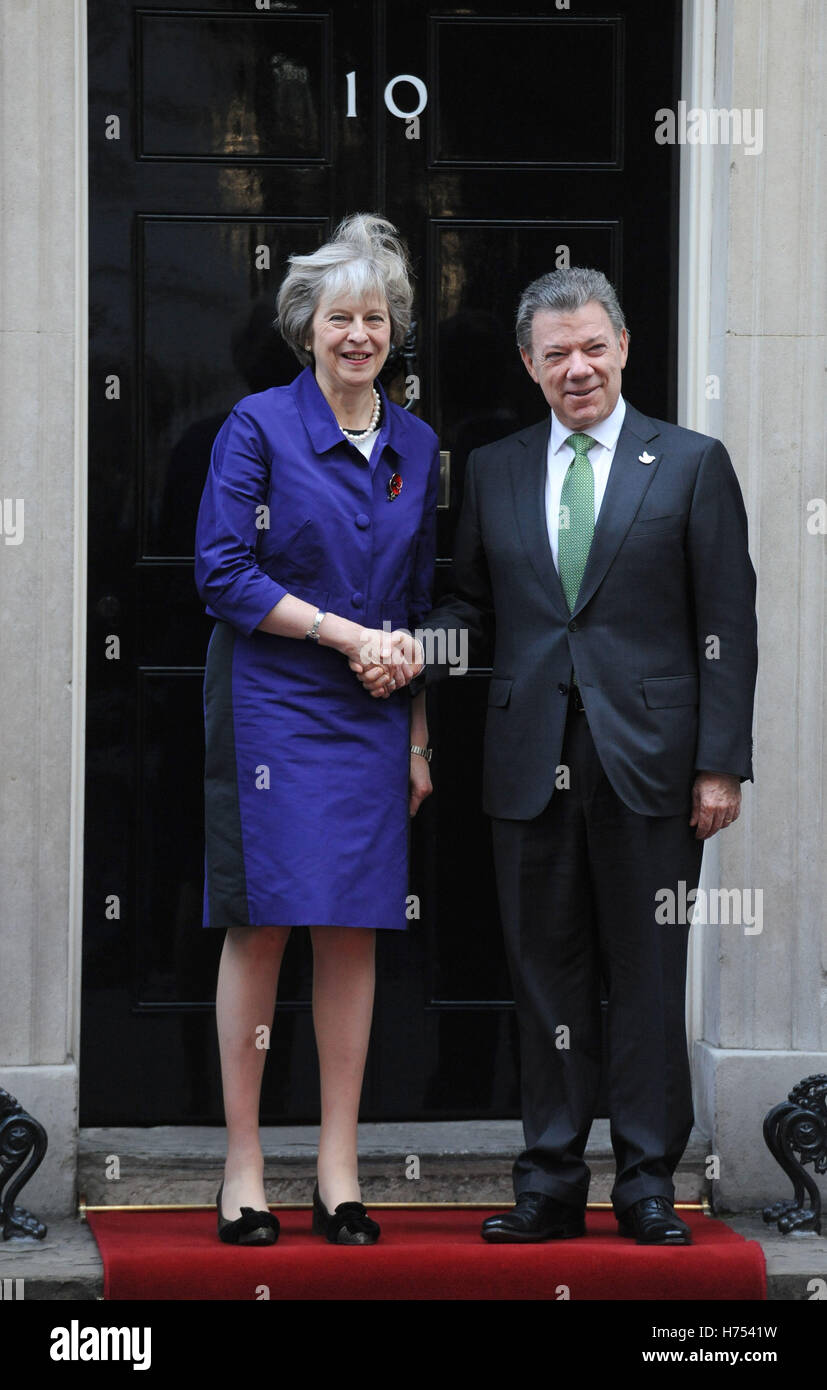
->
[545,395,627,570]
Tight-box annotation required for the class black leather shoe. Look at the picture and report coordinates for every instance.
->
[311,1184,380,1245]
[617,1196,692,1245]
[216,1181,280,1246]
[481,1192,586,1243]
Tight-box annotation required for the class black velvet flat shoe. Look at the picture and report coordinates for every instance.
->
[216,1181,280,1246]
[311,1183,380,1245]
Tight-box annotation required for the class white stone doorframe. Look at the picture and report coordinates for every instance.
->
[679,0,718,1061]
[681,0,827,1210]
[0,0,88,1222]
[69,0,89,1153]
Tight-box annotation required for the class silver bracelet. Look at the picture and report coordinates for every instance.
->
[410,744,432,762]
[305,609,326,643]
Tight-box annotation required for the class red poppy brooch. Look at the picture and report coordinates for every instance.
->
[387,472,403,501]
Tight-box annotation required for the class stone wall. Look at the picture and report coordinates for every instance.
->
[693,0,827,1208]
[0,0,83,1217]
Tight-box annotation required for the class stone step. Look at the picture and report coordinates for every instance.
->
[76,1120,711,1208]
[4,1125,824,1301]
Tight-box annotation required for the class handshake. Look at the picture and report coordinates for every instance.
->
[347,628,425,699]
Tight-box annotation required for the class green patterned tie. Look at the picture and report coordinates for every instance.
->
[558,432,597,612]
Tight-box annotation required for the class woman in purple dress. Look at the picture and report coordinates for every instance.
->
[194,215,439,1245]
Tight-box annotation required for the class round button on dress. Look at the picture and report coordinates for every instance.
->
[194,368,440,933]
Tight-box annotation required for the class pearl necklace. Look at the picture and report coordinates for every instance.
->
[339,387,381,440]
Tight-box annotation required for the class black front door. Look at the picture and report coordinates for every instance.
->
[82,0,681,1124]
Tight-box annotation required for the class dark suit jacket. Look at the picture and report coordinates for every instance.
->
[418,401,758,819]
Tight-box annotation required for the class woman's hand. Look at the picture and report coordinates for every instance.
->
[409,748,433,816]
[349,630,424,698]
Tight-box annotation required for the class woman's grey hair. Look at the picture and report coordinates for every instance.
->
[515,267,627,356]
[276,213,414,366]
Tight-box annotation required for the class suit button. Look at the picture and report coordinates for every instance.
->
[558,682,569,695]
[352,592,364,608]
[568,619,578,632]
[355,513,370,529]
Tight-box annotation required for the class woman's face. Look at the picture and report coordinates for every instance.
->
[308,291,391,399]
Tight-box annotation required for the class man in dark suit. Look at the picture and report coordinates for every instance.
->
[359,267,757,1244]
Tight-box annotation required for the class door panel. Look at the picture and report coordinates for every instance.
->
[429,15,622,167]
[137,12,330,162]
[139,216,325,559]
[83,0,681,1124]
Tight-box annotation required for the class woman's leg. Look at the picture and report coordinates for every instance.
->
[309,925,376,1210]
[216,924,291,1219]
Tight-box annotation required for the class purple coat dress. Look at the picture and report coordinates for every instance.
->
[194,366,440,931]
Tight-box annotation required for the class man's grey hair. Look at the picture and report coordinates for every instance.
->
[276,213,414,366]
[515,267,627,356]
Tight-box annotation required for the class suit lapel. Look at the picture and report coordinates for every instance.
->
[571,405,662,616]
[508,420,570,620]
[505,404,663,618]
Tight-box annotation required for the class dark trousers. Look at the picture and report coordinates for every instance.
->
[490,699,704,1216]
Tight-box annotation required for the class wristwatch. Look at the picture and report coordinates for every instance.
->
[410,744,432,762]
[305,609,326,642]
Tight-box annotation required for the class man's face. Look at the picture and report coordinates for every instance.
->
[520,301,629,432]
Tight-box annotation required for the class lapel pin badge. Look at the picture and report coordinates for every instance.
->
[639,451,656,465]
[387,471,403,501]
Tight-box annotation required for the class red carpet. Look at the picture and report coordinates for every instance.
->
[87,1207,766,1300]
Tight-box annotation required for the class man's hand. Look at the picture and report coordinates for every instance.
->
[409,748,432,816]
[690,772,742,839]
[349,630,424,699]
[349,660,394,697]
